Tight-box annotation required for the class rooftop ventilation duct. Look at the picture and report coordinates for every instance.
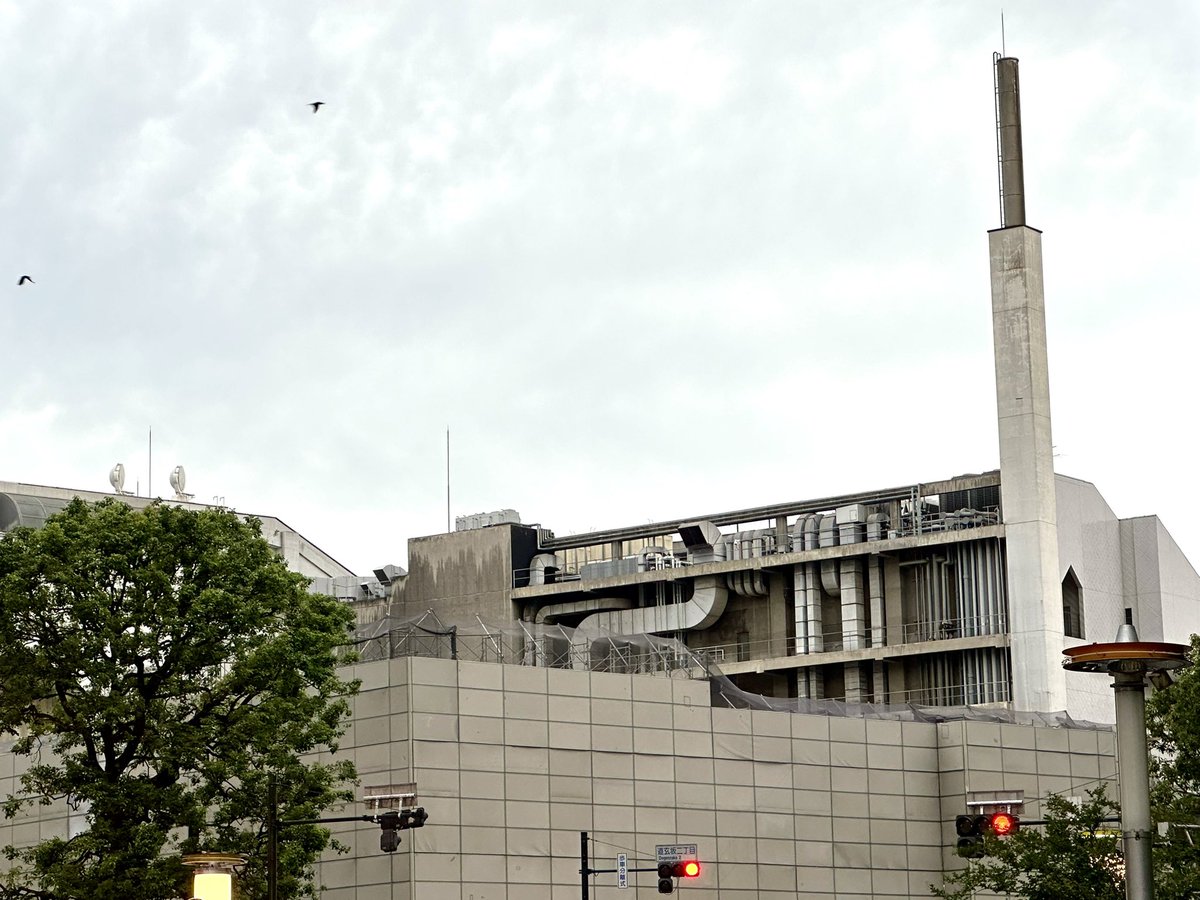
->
[678,521,724,564]
[528,553,564,586]
[575,575,728,635]
[534,596,633,625]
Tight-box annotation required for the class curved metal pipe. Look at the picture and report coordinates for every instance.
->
[534,596,634,624]
[529,552,564,586]
[576,575,728,635]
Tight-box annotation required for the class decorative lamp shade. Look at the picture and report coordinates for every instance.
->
[183,853,244,900]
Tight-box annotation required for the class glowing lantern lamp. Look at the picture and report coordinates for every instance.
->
[183,852,244,900]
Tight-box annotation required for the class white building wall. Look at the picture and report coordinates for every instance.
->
[1121,515,1200,645]
[1053,478,1200,724]
[1154,517,1200,643]
[1056,475,1126,722]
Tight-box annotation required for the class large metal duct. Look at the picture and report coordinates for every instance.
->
[528,553,564,586]
[576,575,728,635]
[678,521,725,564]
[820,561,841,596]
[726,570,769,598]
[534,596,634,624]
[818,515,839,548]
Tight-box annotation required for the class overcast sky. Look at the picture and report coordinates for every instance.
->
[2,2,1197,575]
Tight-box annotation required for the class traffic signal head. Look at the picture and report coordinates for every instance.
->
[955,814,987,858]
[408,806,429,828]
[657,862,675,894]
[657,860,701,892]
[989,811,1019,836]
[379,811,401,853]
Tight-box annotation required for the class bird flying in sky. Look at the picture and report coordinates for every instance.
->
[17,275,33,285]
[310,101,325,113]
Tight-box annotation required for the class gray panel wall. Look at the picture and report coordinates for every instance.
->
[315,657,1116,900]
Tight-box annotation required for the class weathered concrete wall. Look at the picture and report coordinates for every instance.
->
[401,525,535,624]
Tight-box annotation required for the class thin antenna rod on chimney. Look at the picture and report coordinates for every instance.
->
[446,428,451,533]
[1001,10,1006,57]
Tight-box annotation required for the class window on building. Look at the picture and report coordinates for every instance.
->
[1062,567,1084,639]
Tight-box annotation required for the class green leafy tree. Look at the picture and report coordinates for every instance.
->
[1148,634,1200,899]
[931,787,1124,900]
[0,499,359,900]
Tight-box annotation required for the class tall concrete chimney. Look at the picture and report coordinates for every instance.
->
[988,54,1068,712]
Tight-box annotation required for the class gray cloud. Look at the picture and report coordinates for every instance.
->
[2,1,1197,571]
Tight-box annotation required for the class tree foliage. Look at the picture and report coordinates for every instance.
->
[0,499,359,900]
[1148,634,1200,899]
[931,787,1123,900]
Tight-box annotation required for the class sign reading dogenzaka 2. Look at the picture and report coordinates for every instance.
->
[655,843,699,862]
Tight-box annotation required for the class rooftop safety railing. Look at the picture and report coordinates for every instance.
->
[901,613,1008,644]
[348,613,707,678]
[513,507,1001,587]
[344,613,1120,727]
[881,679,1012,707]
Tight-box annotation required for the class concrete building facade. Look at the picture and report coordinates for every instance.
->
[374,55,1200,727]
[309,655,1117,899]
[0,653,1118,899]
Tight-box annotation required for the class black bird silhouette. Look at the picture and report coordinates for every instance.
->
[310,101,325,113]
[17,275,33,285]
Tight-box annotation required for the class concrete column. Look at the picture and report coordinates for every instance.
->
[841,560,865,651]
[884,558,904,646]
[888,660,907,702]
[868,557,886,648]
[873,660,887,701]
[798,668,824,700]
[793,566,810,654]
[844,662,865,703]
[990,224,1067,711]
[806,563,823,653]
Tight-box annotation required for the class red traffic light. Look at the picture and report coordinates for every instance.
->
[657,860,701,892]
[989,812,1018,836]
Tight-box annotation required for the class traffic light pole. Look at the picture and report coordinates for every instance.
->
[268,781,278,900]
[580,831,588,900]
[578,832,685,897]
[266,801,391,899]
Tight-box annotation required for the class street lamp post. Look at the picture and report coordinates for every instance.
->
[1063,616,1191,900]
